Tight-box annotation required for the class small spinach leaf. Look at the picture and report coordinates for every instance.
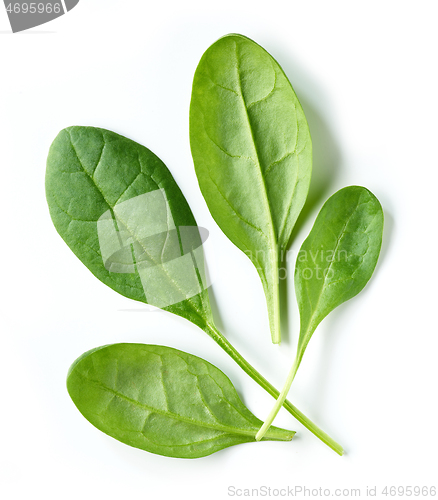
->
[294,185,384,360]
[256,186,384,439]
[190,34,312,344]
[67,343,295,458]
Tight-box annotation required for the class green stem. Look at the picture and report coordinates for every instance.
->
[204,323,343,456]
[268,246,281,344]
[256,356,300,441]
[268,264,281,345]
[263,427,295,442]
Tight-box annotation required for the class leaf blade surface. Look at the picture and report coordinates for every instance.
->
[46,126,212,329]
[190,34,312,342]
[67,344,295,458]
[295,185,384,361]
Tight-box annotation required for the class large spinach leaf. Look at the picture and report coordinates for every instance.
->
[257,186,384,439]
[190,34,312,344]
[67,344,294,458]
[46,126,212,330]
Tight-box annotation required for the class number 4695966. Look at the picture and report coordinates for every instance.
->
[5,3,62,14]
[382,486,436,496]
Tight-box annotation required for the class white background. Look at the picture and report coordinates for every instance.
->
[1,1,437,499]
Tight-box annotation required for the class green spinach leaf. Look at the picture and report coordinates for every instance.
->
[257,186,384,439]
[46,126,212,330]
[190,34,312,344]
[67,343,294,458]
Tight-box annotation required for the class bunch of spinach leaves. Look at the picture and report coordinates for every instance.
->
[46,34,383,459]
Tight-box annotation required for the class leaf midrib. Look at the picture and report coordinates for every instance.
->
[76,370,261,439]
[234,41,278,261]
[67,130,208,322]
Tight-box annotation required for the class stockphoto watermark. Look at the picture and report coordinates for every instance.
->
[97,189,212,310]
[227,485,437,497]
[227,485,362,497]
[243,247,349,281]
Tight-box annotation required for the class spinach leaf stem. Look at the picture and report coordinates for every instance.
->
[204,323,343,455]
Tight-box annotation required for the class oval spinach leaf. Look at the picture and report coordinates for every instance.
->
[190,34,312,344]
[294,185,384,358]
[46,126,212,330]
[256,186,384,439]
[67,344,295,458]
